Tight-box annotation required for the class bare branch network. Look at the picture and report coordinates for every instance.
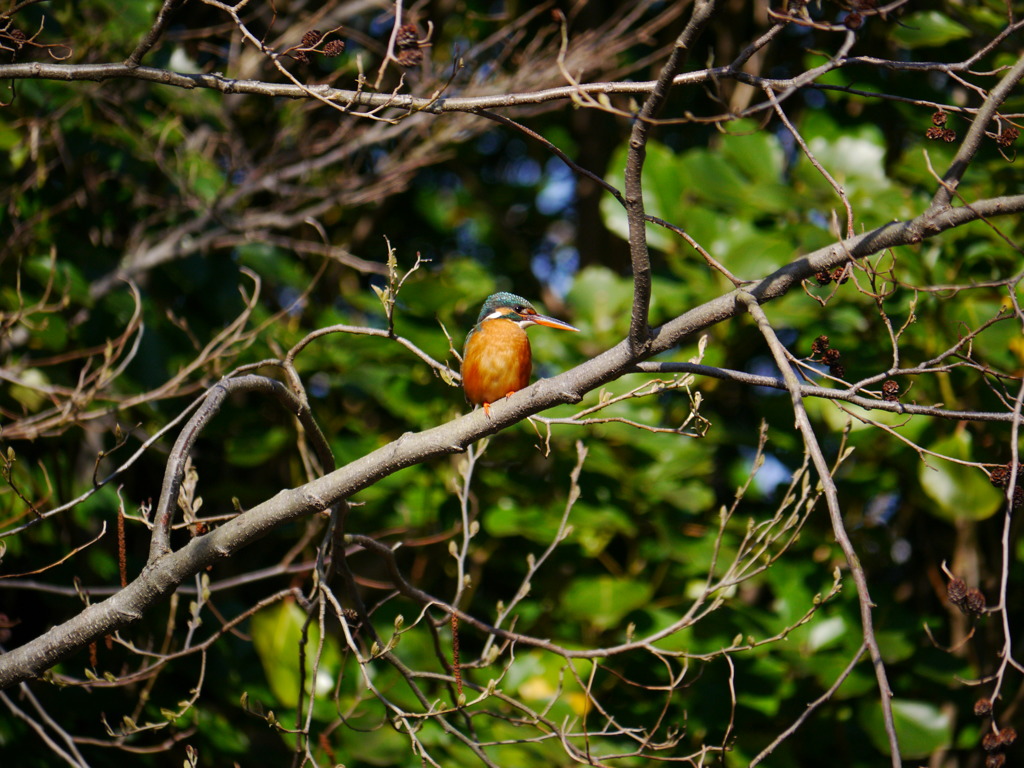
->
[1,1,1023,766]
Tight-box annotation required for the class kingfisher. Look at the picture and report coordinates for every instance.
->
[462,292,579,415]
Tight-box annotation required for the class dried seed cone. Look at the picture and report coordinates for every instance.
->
[323,39,346,57]
[396,47,424,67]
[395,23,419,49]
[947,578,967,605]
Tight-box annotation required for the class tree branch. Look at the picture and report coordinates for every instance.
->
[623,0,717,352]
[2,186,1022,690]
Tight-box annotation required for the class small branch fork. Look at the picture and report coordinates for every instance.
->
[737,291,901,766]
[621,0,718,353]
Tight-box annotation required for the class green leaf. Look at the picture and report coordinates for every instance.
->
[560,575,652,631]
[570,503,637,557]
[805,615,848,652]
[184,152,226,204]
[224,427,290,467]
[859,699,953,759]
[566,265,634,343]
[719,121,785,188]
[918,432,1003,520]
[806,128,888,186]
[891,12,971,49]
[251,601,307,708]
[9,368,50,411]
[250,600,341,709]
[485,498,562,544]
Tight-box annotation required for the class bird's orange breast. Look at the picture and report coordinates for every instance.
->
[462,319,532,406]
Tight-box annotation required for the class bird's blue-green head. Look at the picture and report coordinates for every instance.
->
[475,292,579,332]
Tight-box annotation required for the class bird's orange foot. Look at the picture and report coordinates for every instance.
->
[482,402,492,417]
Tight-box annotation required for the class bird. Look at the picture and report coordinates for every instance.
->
[462,292,579,415]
